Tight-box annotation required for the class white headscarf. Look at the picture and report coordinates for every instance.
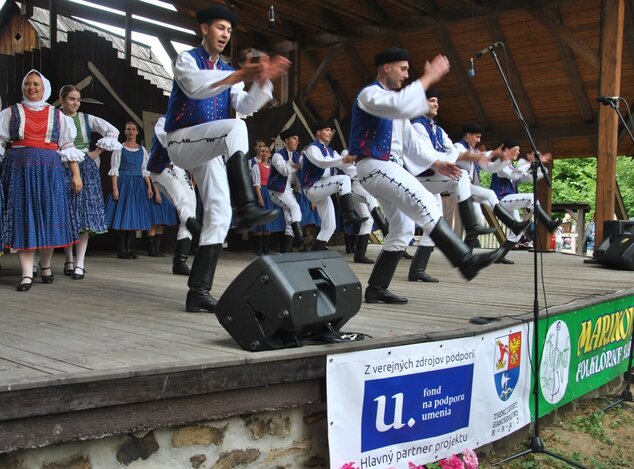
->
[21,69,51,111]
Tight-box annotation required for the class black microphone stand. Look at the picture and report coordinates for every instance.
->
[486,44,589,469]
[596,97,634,413]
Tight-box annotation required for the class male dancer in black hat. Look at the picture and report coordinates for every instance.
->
[349,47,503,304]
[162,5,290,313]
[269,127,311,252]
[301,120,367,251]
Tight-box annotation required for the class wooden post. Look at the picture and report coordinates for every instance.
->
[124,0,132,66]
[595,0,624,246]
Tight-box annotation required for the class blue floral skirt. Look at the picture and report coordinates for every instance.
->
[3,147,77,250]
[68,157,108,234]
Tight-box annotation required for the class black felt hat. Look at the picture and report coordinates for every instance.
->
[312,120,334,132]
[280,127,300,140]
[196,5,238,27]
[462,123,484,134]
[374,47,410,67]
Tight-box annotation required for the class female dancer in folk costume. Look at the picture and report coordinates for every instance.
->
[0,70,83,291]
[104,121,153,259]
[251,144,285,254]
[58,84,122,279]
[146,180,179,258]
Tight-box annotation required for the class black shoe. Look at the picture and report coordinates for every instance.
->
[365,286,408,304]
[459,197,496,237]
[495,257,515,265]
[534,204,563,233]
[39,265,54,284]
[17,276,33,292]
[63,262,74,276]
[291,222,313,250]
[185,244,222,313]
[72,267,86,280]
[494,204,531,236]
[172,238,192,276]
[408,271,439,282]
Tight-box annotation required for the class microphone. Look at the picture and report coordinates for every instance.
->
[475,41,502,59]
[468,57,475,78]
[596,96,620,105]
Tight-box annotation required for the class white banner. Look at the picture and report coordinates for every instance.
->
[327,324,532,469]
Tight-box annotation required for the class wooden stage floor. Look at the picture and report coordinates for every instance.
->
[0,244,632,451]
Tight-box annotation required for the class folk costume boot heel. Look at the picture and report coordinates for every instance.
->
[430,217,503,281]
[291,221,313,250]
[186,243,222,313]
[172,238,192,276]
[364,250,408,304]
[493,204,531,236]
[227,151,278,232]
[408,246,439,283]
[458,197,497,238]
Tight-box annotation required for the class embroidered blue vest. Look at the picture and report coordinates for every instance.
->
[147,134,171,174]
[164,46,233,132]
[268,148,300,193]
[9,104,60,144]
[491,167,518,199]
[411,116,444,152]
[300,141,335,189]
[348,81,393,161]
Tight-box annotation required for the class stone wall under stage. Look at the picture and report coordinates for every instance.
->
[0,405,329,469]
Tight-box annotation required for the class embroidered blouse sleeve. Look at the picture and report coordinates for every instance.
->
[87,114,123,151]
[251,163,261,187]
[108,149,121,176]
[0,107,10,158]
[58,113,85,162]
[141,147,150,177]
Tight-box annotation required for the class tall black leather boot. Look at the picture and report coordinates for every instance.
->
[494,204,531,235]
[408,246,439,282]
[227,151,278,232]
[147,235,159,257]
[534,204,563,232]
[354,234,374,264]
[371,207,389,236]
[312,239,328,251]
[117,231,128,259]
[365,250,408,304]
[186,217,201,238]
[458,197,497,238]
[262,234,271,254]
[154,234,165,257]
[126,231,139,259]
[340,193,369,225]
[495,240,516,265]
[280,234,294,253]
[254,234,263,255]
[430,217,503,281]
[292,221,313,250]
[345,234,356,254]
[172,238,192,275]
[186,244,222,313]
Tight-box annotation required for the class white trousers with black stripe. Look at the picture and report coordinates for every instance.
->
[351,180,377,236]
[270,186,302,236]
[166,118,249,245]
[499,193,535,242]
[150,165,197,240]
[306,175,351,242]
[357,158,441,251]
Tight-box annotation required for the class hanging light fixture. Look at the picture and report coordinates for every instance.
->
[268,5,276,29]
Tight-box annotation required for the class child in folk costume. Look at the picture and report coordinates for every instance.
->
[0,70,83,291]
[104,121,153,259]
[58,85,122,279]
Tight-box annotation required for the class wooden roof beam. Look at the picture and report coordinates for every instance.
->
[345,45,374,84]
[486,17,538,127]
[305,50,352,115]
[528,7,600,70]
[319,0,389,24]
[434,27,489,129]
[300,43,344,103]
[540,7,594,123]
[386,0,438,15]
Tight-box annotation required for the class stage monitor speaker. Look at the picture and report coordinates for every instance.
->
[216,251,362,351]
[593,234,634,270]
[603,220,634,237]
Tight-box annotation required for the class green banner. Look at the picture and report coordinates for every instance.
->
[530,295,634,418]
